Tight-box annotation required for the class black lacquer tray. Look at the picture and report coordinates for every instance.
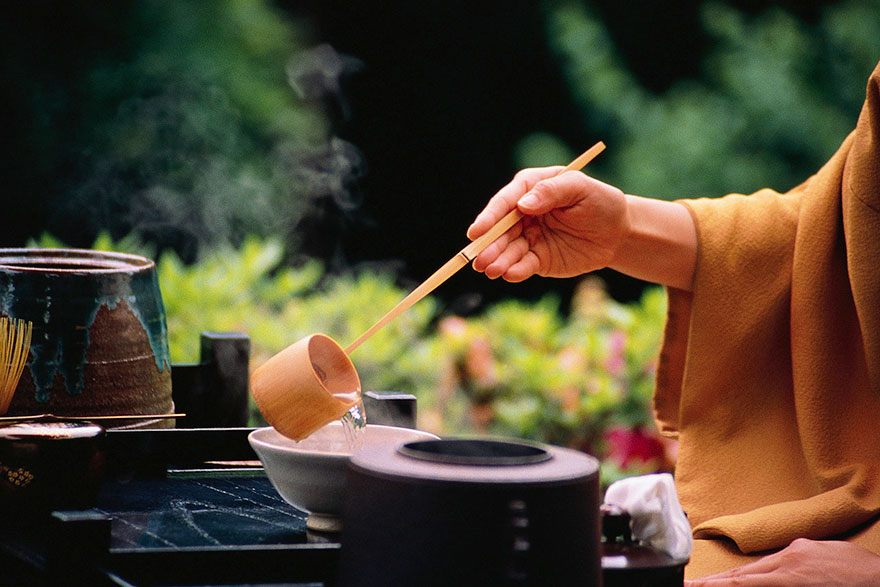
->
[0,427,341,586]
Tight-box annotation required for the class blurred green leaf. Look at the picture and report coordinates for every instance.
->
[528,0,878,199]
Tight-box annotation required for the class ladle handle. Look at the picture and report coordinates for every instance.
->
[344,141,606,355]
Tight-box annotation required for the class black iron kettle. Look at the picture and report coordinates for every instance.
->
[337,437,602,586]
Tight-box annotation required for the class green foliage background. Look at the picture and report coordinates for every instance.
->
[518,0,880,200]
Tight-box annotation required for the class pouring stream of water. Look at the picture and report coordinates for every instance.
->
[334,391,366,451]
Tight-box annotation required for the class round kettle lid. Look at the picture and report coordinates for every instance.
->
[398,438,552,466]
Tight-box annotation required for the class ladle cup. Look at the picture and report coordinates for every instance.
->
[251,334,361,441]
[251,142,606,441]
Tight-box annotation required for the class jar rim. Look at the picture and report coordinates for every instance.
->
[0,248,154,273]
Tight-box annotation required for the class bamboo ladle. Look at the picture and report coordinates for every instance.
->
[251,142,606,441]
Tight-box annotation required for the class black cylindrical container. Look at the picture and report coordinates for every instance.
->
[0,420,106,518]
[338,438,601,586]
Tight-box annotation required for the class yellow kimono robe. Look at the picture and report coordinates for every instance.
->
[655,60,880,578]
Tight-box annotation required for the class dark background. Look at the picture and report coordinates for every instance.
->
[282,0,840,310]
[1,0,842,310]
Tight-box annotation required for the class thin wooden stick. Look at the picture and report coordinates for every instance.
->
[345,254,470,354]
[345,141,606,355]
[0,413,187,423]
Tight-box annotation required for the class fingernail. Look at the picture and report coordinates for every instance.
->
[519,194,539,208]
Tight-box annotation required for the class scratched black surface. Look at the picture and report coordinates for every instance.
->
[95,475,312,548]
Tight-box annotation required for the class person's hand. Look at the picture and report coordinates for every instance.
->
[686,538,880,586]
[466,167,628,282]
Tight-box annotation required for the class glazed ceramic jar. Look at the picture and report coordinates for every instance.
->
[0,249,172,424]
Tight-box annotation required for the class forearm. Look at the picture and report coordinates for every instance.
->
[610,196,697,291]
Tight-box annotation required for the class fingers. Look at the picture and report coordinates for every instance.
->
[476,235,540,283]
[467,166,563,240]
[683,545,791,586]
[471,227,520,274]
[485,235,530,279]
[504,250,542,283]
[686,573,781,586]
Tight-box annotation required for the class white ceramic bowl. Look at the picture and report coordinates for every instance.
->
[248,421,438,532]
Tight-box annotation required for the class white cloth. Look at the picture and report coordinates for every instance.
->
[603,473,693,561]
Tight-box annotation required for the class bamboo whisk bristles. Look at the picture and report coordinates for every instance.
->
[0,317,33,415]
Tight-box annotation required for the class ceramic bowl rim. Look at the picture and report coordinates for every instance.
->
[248,422,438,458]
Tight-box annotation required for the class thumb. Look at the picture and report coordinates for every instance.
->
[516,171,588,215]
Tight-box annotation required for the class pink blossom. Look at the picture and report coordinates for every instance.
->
[604,330,627,375]
[557,346,587,373]
[603,426,667,469]
[465,337,496,384]
[438,316,468,338]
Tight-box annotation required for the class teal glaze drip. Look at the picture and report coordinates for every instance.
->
[0,264,170,404]
[124,269,171,373]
